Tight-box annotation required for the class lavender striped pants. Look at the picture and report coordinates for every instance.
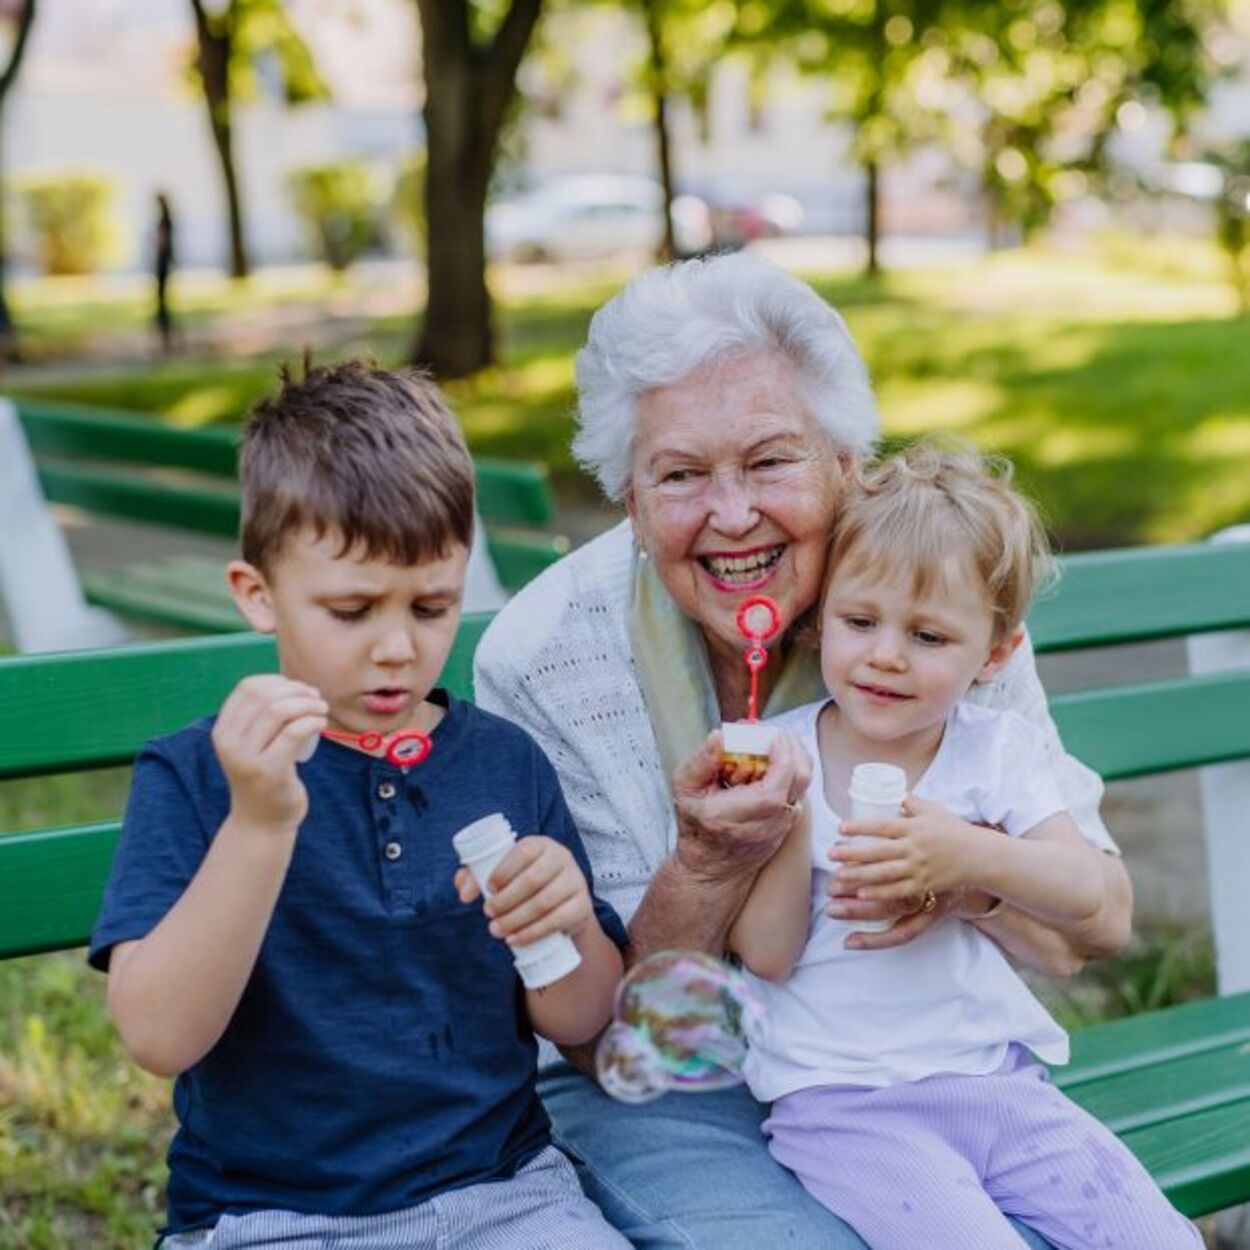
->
[763,1047,1201,1250]
[158,1147,629,1250]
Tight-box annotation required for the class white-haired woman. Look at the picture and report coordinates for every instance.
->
[474,252,1132,1250]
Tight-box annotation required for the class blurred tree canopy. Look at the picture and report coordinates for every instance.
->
[187,0,328,279]
[732,0,1231,269]
[0,0,37,361]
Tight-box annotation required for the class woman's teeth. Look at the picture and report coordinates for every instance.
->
[702,547,784,583]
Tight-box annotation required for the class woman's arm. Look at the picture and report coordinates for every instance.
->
[727,808,812,981]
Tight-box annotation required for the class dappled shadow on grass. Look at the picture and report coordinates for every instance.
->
[870,313,1250,549]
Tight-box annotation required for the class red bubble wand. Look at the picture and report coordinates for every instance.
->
[309,727,433,768]
[735,595,782,721]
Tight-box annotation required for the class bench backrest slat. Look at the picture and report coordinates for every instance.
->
[1051,671,1250,780]
[1030,543,1250,653]
[0,823,121,959]
[17,399,557,530]
[17,400,239,474]
[0,614,490,781]
[38,462,242,538]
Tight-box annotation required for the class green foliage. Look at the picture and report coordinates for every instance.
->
[288,162,383,271]
[1040,926,1216,1030]
[18,175,122,277]
[188,0,329,106]
[392,152,427,259]
[737,0,1232,245]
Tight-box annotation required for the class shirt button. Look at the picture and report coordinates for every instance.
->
[378,781,397,800]
[384,841,403,861]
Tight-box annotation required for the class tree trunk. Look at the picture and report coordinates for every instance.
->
[864,158,880,276]
[190,0,250,279]
[0,0,38,363]
[642,0,677,262]
[412,0,542,378]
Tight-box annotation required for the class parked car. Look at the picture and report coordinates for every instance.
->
[695,184,805,249]
[486,175,712,262]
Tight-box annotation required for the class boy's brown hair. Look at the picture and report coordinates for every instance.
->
[239,358,474,575]
[827,442,1055,641]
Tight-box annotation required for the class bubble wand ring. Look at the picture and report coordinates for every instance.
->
[735,595,782,722]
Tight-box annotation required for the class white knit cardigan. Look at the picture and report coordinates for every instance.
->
[474,520,1115,928]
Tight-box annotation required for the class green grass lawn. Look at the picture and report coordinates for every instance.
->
[12,238,1250,548]
[1,236,1241,1245]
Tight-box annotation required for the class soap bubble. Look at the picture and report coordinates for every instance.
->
[596,950,765,1104]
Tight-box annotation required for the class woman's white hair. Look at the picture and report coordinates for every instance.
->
[572,250,878,501]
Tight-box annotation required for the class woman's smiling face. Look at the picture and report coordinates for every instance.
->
[626,350,843,665]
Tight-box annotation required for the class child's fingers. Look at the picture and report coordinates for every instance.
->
[484,839,563,909]
[224,701,327,768]
[489,873,579,939]
[838,858,914,890]
[504,894,590,947]
[266,712,328,764]
[839,819,906,840]
[454,867,480,903]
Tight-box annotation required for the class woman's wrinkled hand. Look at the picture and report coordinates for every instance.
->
[671,729,812,882]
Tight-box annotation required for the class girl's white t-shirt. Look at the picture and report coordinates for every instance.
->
[741,699,1071,1104]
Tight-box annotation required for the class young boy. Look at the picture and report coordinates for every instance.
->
[89,360,630,1249]
[728,444,1198,1250]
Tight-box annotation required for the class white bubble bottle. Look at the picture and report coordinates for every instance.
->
[452,813,582,990]
[845,762,909,934]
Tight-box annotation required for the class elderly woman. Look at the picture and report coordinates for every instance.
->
[474,252,1132,1250]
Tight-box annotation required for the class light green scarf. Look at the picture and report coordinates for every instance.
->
[628,541,828,782]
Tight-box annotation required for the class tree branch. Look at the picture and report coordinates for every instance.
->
[0,0,37,103]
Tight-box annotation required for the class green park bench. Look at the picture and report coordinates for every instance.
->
[13,396,569,632]
[2,539,1250,1219]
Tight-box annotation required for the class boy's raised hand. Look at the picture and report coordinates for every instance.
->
[455,836,593,948]
[212,675,328,833]
[831,795,995,902]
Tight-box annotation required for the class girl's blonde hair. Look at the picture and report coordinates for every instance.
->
[827,442,1055,640]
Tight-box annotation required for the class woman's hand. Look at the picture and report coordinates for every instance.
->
[671,729,812,883]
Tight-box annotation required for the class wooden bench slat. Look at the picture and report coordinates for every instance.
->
[39,461,242,538]
[84,569,248,633]
[17,399,239,475]
[1058,990,1250,1085]
[0,614,490,779]
[1119,1099,1250,1217]
[1051,671,1250,779]
[1058,1038,1250,1134]
[1030,542,1250,652]
[0,634,277,777]
[0,823,121,959]
[475,457,555,526]
[486,529,569,589]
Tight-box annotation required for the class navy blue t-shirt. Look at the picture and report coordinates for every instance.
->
[89,691,627,1233]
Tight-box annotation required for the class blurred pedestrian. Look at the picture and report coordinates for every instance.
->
[153,192,176,354]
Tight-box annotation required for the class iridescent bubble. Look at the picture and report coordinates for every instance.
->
[595,950,765,1104]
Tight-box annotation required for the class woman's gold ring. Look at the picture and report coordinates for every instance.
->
[920,889,938,914]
